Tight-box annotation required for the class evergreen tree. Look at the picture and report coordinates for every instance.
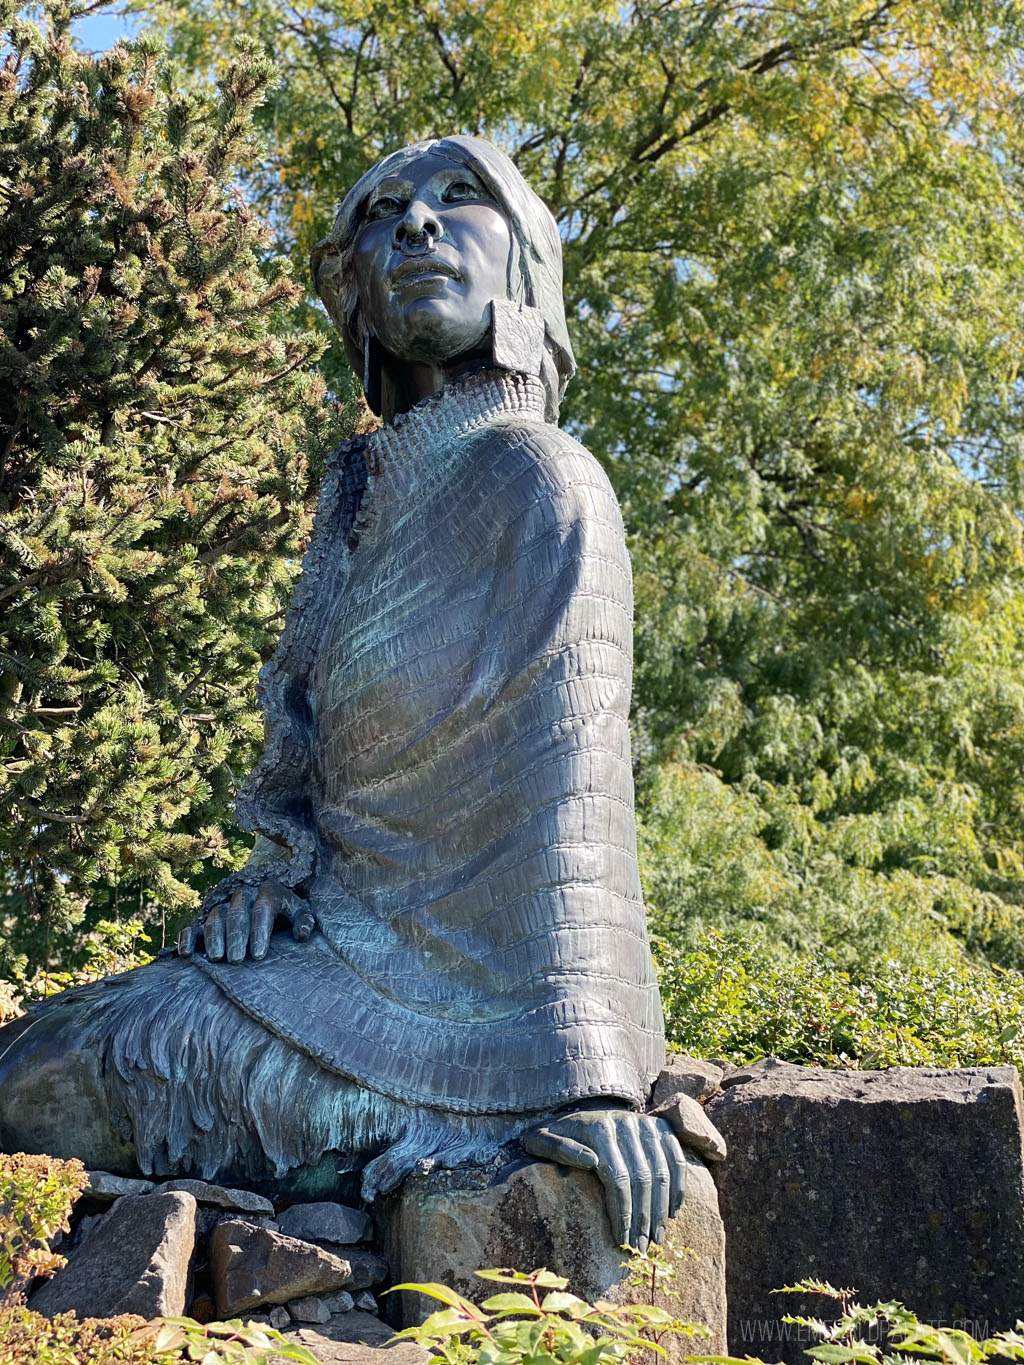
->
[0,0,334,976]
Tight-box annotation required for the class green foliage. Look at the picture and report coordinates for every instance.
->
[658,930,1024,1072]
[0,1304,320,1363]
[390,1265,704,1365]
[0,0,340,973]
[774,1279,1024,1365]
[128,0,1024,980]
[0,1153,86,1300]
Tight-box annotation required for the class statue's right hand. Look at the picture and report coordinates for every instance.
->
[177,881,315,963]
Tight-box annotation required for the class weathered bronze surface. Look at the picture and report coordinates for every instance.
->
[0,136,684,1247]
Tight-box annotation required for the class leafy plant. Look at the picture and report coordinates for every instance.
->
[776,1279,1024,1365]
[0,1153,86,1301]
[0,1304,320,1363]
[390,1265,704,1365]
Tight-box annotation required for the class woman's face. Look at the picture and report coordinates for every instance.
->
[352,152,512,365]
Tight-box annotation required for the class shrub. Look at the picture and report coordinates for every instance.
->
[657,929,1024,1071]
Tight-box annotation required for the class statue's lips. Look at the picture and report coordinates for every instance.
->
[390,258,461,288]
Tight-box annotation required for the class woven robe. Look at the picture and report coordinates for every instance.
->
[196,370,665,1117]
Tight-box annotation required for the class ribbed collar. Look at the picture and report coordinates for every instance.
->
[350,369,549,547]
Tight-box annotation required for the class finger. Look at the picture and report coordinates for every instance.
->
[638,1116,671,1246]
[278,887,315,943]
[226,886,255,964]
[588,1118,632,1249]
[177,924,196,957]
[203,904,226,961]
[656,1118,687,1220]
[617,1113,652,1253]
[521,1125,600,1171]
[292,910,315,943]
[250,883,282,961]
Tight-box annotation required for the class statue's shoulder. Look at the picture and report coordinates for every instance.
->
[472,418,615,503]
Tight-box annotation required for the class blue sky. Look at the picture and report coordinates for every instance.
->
[70,7,138,52]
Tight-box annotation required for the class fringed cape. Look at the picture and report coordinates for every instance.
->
[196,370,664,1116]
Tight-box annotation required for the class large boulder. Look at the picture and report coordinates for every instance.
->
[30,1190,196,1320]
[208,1218,353,1317]
[379,1154,726,1360]
[707,1061,1024,1363]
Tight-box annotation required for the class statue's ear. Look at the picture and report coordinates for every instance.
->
[491,300,545,377]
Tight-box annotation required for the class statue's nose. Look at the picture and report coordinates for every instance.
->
[394,199,441,249]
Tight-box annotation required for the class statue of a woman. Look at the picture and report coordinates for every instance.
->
[0,137,686,1251]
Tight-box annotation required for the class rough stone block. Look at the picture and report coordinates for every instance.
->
[652,1056,724,1107]
[288,1294,332,1323]
[84,1169,155,1202]
[707,1061,1024,1363]
[209,1218,352,1317]
[277,1200,372,1245]
[655,1093,727,1163]
[344,1249,389,1289]
[279,1314,427,1365]
[379,1154,725,1359]
[322,1290,355,1314]
[154,1178,275,1214]
[31,1190,196,1320]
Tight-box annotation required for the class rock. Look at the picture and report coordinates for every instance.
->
[269,1305,291,1330]
[31,1191,196,1320]
[322,1290,355,1314]
[84,1169,155,1202]
[153,1177,275,1215]
[707,1061,1024,1363]
[651,1055,724,1107]
[289,1295,332,1324]
[344,1249,389,1290]
[354,1291,378,1314]
[209,1218,352,1317]
[278,1315,427,1365]
[380,1155,726,1359]
[277,1200,372,1245]
[654,1092,727,1162]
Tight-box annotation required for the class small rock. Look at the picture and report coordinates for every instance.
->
[322,1290,355,1314]
[154,1177,275,1214]
[30,1191,197,1320]
[651,1055,724,1107]
[269,1305,291,1330]
[84,1170,156,1202]
[276,1201,371,1245]
[288,1295,332,1324]
[344,1249,389,1289]
[354,1291,377,1314]
[654,1092,727,1162]
[209,1218,352,1317]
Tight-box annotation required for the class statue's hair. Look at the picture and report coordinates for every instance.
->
[311,136,575,420]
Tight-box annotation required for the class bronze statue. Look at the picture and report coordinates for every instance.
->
[0,137,687,1251]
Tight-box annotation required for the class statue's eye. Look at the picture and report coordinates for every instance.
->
[443,180,481,203]
[366,195,403,221]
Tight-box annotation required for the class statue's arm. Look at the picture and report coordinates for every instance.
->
[178,438,369,964]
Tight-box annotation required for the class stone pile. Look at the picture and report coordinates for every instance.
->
[29,1176,391,1355]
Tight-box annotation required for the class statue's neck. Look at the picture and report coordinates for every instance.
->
[377,351,491,425]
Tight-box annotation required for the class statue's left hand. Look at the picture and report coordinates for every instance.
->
[177,881,315,963]
[522,1108,686,1251]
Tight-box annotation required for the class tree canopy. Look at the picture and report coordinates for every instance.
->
[131,0,1024,973]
